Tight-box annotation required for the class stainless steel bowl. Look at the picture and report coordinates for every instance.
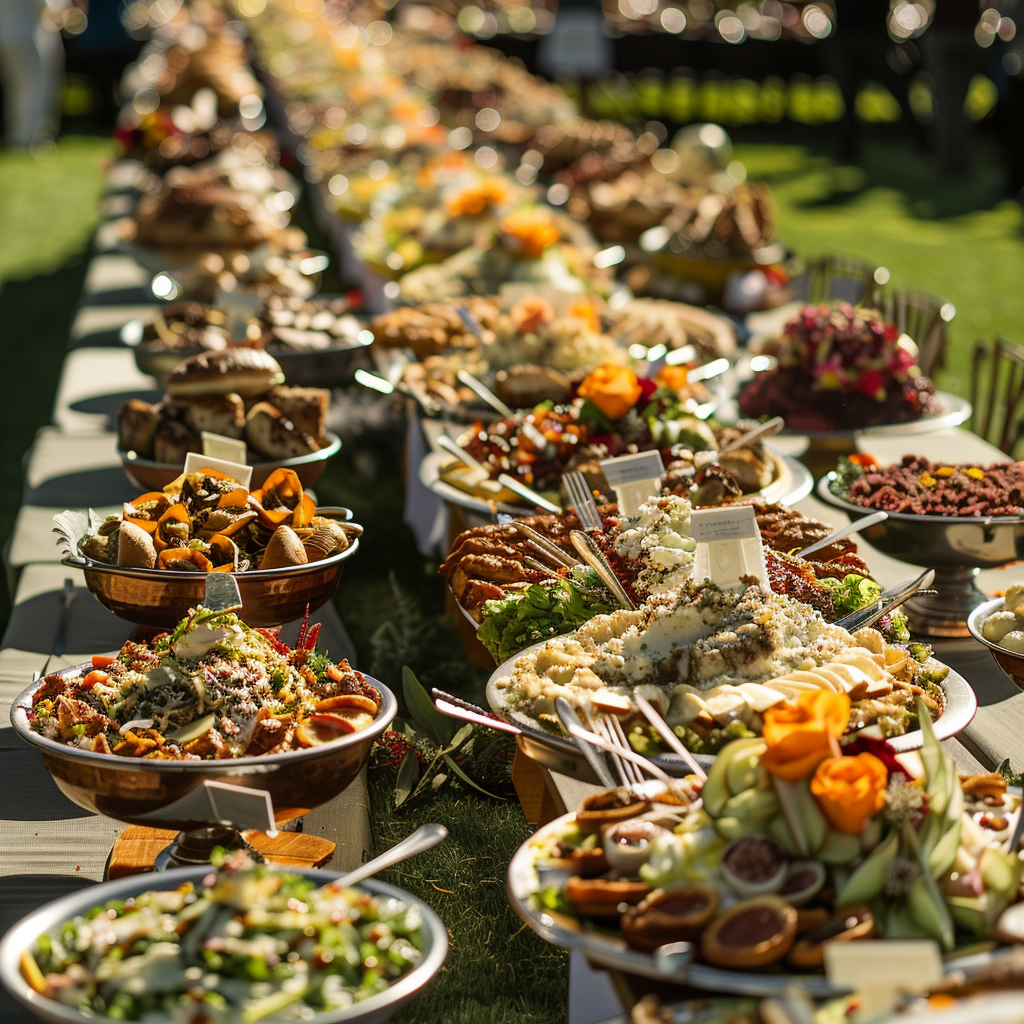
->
[119,431,342,492]
[0,865,445,1024]
[65,507,359,628]
[817,474,1024,636]
[968,597,1024,691]
[10,668,396,829]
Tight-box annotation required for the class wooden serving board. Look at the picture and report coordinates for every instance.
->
[108,826,336,878]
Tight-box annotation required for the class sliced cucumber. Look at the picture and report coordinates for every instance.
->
[166,713,216,744]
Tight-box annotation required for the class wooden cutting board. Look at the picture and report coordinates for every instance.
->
[108,826,336,878]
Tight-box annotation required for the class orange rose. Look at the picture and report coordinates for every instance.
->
[577,364,644,421]
[566,296,601,334]
[655,365,690,391]
[760,690,850,781]
[445,179,511,218]
[810,753,888,833]
[511,296,556,334]
[500,208,560,258]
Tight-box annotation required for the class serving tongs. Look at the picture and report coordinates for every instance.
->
[570,530,635,610]
[835,569,936,633]
[431,688,521,736]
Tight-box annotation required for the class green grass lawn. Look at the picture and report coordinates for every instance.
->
[0,136,113,630]
[735,131,1024,396]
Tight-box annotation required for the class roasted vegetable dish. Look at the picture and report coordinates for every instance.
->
[27,605,381,759]
[73,467,360,573]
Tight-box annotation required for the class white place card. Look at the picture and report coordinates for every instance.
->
[599,451,665,516]
[135,780,277,835]
[200,431,249,467]
[691,505,759,542]
[184,446,252,490]
[691,505,767,588]
[826,940,942,1021]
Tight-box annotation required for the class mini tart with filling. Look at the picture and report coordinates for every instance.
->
[575,788,651,834]
[700,896,798,969]
[621,886,720,952]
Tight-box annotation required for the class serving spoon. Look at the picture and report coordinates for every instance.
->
[324,823,448,891]
[795,510,888,560]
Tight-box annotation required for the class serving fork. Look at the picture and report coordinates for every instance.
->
[563,472,603,532]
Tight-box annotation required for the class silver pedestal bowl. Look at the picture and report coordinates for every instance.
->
[817,474,1024,636]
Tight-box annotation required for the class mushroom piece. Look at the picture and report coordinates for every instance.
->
[564,876,651,918]
[575,788,651,835]
[260,525,308,570]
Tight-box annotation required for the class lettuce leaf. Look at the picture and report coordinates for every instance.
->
[477,581,610,663]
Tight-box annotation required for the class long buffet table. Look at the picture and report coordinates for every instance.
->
[2,156,1024,1023]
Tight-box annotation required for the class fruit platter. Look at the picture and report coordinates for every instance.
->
[507,702,1022,995]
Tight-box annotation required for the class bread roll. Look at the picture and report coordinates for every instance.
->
[266,385,329,443]
[167,348,284,399]
[117,399,161,458]
[117,521,157,568]
[244,402,319,460]
[153,419,201,464]
[181,393,246,439]
[260,525,308,569]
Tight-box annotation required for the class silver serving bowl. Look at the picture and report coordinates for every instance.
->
[120,431,342,492]
[0,865,445,1024]
[817,474,1024,636]
[968,597,1024,690]
[65,506,358,628]
[10,668,396,829]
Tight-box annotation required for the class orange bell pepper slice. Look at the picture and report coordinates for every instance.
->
[217,487,249,508]
[157,548,213,572]
[123,492,170,534]
[91,655,117,669]
[81,670,109,690]
[208,533,238,569]
[153,504,192,553]
[293,493,315,528]
[251,468,308,529]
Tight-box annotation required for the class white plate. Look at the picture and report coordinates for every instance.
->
[420,445,814,520]
[486,640,977,778]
